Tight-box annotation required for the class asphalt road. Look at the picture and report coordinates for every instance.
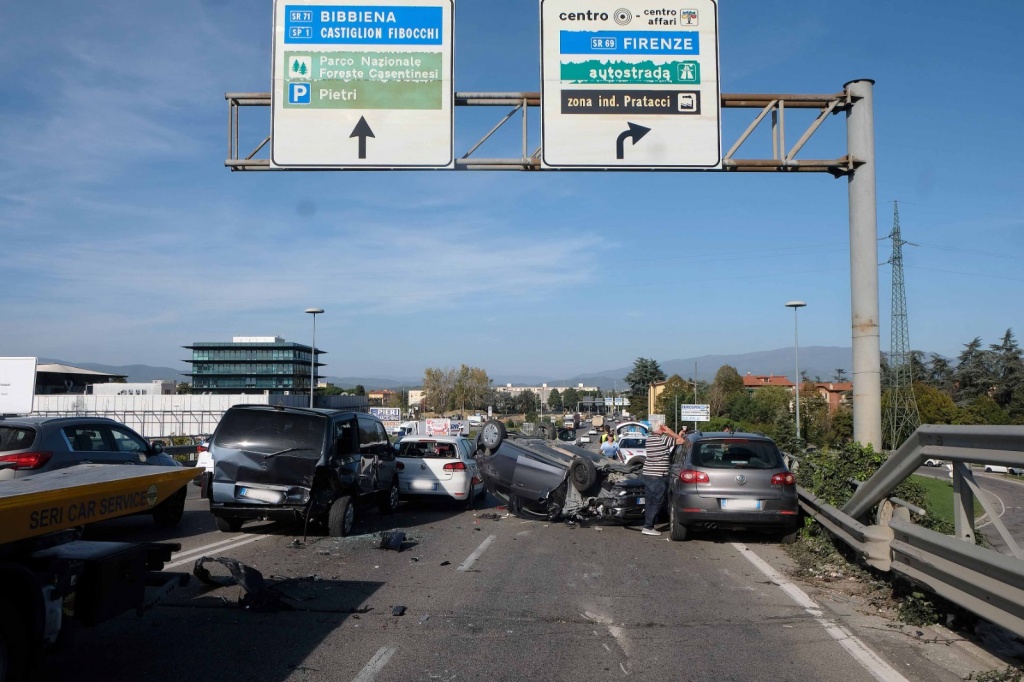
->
[37,473,980,682]
[914,465,1024,555]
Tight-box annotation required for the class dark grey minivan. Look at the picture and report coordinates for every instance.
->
[206,405,399,536]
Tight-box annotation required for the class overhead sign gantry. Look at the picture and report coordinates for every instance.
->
[271,0,454,168]
[540,0,720,169]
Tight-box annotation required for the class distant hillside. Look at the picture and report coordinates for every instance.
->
[41,359,186,383]
[38,345,877,391]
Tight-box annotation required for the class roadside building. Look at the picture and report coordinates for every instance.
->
[183,336,323,395]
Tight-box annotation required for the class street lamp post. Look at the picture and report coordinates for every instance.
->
[540,383,547,420]
[785,301,807,444]
[304,307,324,408]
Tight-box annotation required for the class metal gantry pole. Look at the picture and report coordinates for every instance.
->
[794,307,801,442]
[845,80,882,450]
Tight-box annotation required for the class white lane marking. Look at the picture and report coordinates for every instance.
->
[977,488,1007,530]
[164,535,265,570]
[167,533,262,561]
[351,645,397,682]
[458,534,496,571]
[733,543,910,682]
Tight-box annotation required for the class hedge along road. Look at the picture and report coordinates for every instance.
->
[39,485,985,681]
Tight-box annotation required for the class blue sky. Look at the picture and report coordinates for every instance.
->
[1,1,1021,380]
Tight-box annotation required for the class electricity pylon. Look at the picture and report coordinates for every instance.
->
[882,201,921,450]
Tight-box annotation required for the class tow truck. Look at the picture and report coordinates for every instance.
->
[0,463,197,681]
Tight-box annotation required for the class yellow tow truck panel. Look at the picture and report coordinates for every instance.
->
[0,464,197,545]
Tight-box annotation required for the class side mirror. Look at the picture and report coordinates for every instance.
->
[150,441,164,455]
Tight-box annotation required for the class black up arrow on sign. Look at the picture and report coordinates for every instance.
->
[349,116,375,159]
[615,122,651,160]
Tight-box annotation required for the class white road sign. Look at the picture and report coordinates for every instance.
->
[0,357,37,415]
[680,404,711,421]
[271,0,454,168]
[541,0,721,169]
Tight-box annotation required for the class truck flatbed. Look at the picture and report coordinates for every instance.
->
[0,464,197,545]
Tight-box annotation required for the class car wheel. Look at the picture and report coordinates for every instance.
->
[378,478,400,515]
[152,486,187,528]
[569,457,598,493]
[984,466,994,473]
[0,595,30,682]
[480,420,507,452]
[669,505,688,541]
[328,495,355,537]
[474,483,487,500]
[215,515,243,533]
[779,530,799,545]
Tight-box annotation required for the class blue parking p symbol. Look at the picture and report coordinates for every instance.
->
[288,82,310,105]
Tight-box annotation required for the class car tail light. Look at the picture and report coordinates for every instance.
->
[443,461,467,472]
[0,451,53,470]
[679,469,710,484]
[197,444,209,453]
[396,462,405,471]
[771,472,796,486]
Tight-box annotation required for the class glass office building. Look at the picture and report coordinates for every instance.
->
[184,336,324,394]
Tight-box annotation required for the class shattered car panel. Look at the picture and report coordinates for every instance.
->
[475,422,646,523]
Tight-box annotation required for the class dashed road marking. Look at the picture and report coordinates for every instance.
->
[351,645,397,682]
[458,534,496,571]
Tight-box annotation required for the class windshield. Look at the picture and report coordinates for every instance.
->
[693,439,783,470]
[399,440,459,459]
[214,410,326,456]
[619,437,645,449]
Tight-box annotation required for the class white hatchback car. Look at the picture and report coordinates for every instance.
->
[616,436,647,466]
[193,436,214,485]
[395,436,485,505]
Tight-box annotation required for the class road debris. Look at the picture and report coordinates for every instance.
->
[392,605,407,616]
[380,531,407,551]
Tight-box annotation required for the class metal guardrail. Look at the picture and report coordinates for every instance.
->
[796,425,1024,637]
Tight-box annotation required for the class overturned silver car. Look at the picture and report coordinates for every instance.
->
[474,420,647,523]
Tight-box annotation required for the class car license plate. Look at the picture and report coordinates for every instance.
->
[410,480,437,491]
[637,497,645,505]
[238,487,284,503]
[720,498,762,511]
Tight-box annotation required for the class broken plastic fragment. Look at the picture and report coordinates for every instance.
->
[392,605,407,616]
[439,560,451,566]
[379,531,407,551]
[419,614,430,624]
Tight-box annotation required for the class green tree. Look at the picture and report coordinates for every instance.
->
[957,395,1009,425]
[451,365,491,411]
[832,368,848,382]
[927,354,954,393]
[990,328,1023,410]
[708,365,744,417]
[913,382,959,424]
[175,382,192,395]
[562,387,580,412]
[354,384,366,397]
[953,337,992,406]
[516,390,538,415]
[825,407,854,446]
[547,388,562,411]
[623,357,666,421]
[422,367,458,413]
[654,375,694,431]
